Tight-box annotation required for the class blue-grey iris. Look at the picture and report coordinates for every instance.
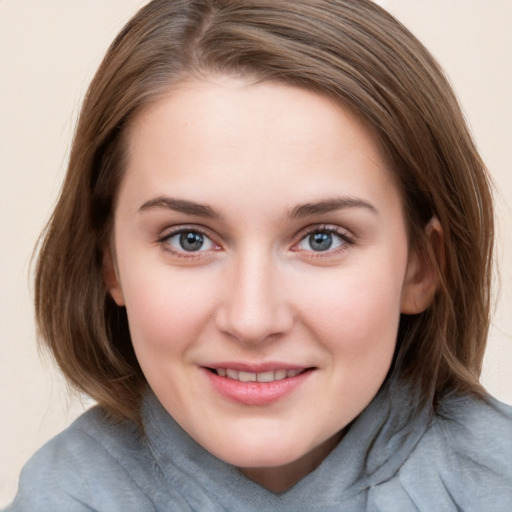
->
[309,232,333,251]
[180,232,204,251]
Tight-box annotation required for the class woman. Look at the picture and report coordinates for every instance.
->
[7,1,512,510]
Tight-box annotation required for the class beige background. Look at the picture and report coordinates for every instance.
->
[1,0,511,506]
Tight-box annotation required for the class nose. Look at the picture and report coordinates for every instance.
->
[215,251,294,344]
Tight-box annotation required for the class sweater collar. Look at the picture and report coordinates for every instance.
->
[140,378,432,507]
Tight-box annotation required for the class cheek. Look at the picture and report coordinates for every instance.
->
[120,267,218,355]
[295,259,406,356]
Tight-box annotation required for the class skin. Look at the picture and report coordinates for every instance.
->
[105,75,436,492]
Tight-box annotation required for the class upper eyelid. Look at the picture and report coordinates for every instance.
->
[158,224,215,241]
[294,224,354,241]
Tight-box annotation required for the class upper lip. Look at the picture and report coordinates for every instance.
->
[202,362,313,373]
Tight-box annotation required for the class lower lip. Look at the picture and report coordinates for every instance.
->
[202,368,313,406]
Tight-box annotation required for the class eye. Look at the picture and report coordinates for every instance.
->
[163,229,216,253]
[295,228,351,253]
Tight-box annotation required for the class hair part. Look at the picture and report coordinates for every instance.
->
[35,0,494,421]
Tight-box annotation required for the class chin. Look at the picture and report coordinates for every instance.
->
[203,433,304,468]
[209,429,336,472]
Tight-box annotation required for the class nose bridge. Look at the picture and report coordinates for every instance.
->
[216,246,292,343]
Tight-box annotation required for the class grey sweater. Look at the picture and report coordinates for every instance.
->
[6,380,512,511]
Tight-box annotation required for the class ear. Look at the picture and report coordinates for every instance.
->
[401,217,444,315]
[102,245,125,306]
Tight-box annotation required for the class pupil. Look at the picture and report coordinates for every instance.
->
[310,232,332,251]
[179,232,204,251]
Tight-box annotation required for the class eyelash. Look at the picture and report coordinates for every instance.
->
[292,225,354,257]
[157,224,355,260]
[157,226,220,260]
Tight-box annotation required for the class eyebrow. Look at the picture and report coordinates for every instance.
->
[139,197,223,218]
[138,195,377,220]
[288,197,378,219]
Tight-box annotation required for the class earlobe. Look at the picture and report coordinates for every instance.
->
[401,217,444,315]
[102,246,125,306]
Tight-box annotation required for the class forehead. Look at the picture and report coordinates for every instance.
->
[120,75,402,219]
[128,75,379,160]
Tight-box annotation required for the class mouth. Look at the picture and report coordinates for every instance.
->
[206,367,311,383]
[203,365,315,405]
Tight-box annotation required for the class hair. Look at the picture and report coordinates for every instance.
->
[35,0,494,421]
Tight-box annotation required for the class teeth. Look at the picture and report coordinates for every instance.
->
[274,369,287,380]
[238,371,257,382]
[215,368,304,382]
[257,371,275,383]
[226,369,238,380]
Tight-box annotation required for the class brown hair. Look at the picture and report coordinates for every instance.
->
[35,0,494,421]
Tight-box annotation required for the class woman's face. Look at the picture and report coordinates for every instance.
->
[107,76,425,489]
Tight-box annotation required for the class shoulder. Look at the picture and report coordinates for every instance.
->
[6,406,159,512]
[400,393,512,511]
[435,392,512,461]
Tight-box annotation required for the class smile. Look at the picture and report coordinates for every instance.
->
[212,368,304,382]
[203,366,314,405]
